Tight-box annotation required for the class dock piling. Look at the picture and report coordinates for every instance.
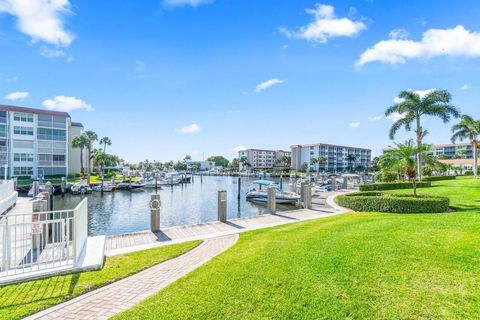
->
[150,194,161,232]
[267,186,276,214]
[237,177,241,201]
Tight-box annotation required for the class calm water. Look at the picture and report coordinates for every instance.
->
[53,176,297,236]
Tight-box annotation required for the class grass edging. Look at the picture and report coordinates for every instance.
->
[0,240,202,320]
[360,181,431,191]
[335,191,450,213]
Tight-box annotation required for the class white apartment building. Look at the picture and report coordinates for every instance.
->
[0,105,84,178]
[291,143,371,173]
[238,149,291,170]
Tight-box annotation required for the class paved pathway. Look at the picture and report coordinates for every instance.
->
[26,234,239,320]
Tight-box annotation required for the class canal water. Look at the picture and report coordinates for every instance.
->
[53,175,298,236]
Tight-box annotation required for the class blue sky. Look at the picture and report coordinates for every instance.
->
[1,0,480,163]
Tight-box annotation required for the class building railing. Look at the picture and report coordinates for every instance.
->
[0,198,88,280]
[0,180,17,215]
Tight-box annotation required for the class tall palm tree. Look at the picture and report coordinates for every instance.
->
[386,89,459,180]
[451,115,480,179]
[99,137,112,153]
[346,154,357,173]
[310,157,318,173]
[71,134,90,174]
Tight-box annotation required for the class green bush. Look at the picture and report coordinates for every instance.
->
[423,175,457,182]
[360,181,431,191]
[335,191,449,213]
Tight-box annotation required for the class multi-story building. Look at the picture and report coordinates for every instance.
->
[0,105,84,178]
[291,143,371,173]
[431,143,477,170]
[238,149,291,170]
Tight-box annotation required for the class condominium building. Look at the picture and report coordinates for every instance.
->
[238,149,291,170]
[0,105,84,178]
[291,143,371,173]
[431,142,477,170]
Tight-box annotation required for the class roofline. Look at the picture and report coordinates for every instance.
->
[71,122,84,128]
[291,143,371,151]
[238,149,291,153]
[0,104,71,118]
[433,142,472,148]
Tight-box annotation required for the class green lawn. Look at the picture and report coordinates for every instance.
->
[115,177,480,319]
[0,240,201,320]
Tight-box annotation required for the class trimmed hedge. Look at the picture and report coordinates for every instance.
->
[423,175,457,182]
[360,181,431,191]
[335,191,449,213]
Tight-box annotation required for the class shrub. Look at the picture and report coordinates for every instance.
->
[335,191,449,213]
[359,181,431,191]
[423,175,457,182]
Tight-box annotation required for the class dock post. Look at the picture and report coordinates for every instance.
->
[304,183,312,209]
[155,174,158,192]
[268,186,276,214]
[218,190,227,222]
[150,194,161,232]
[61,177,66,196]
[300,181,308,203]
[280,174,283,191]
[237,177,241,201]
[343,177,348,190]
[201,173,203,184]
[332,177,337,191]
[32,181,39,198]
[32,198,48,254]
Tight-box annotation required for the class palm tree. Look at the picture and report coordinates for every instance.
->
[451,115,480,179]
[99,137,112,153]
[386,90,459,180]
[346,154,357,173]
[71,134,90,174]
[384,140,422,196]
[310,158,318,173]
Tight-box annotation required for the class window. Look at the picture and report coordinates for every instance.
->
[0,125,7,138]
[13,140,34,149]
[13,167,33,176]
[13,126,33,136]
[37,128,66,141]
[0,111,6,124]
[13,153,34,162]
[13,112,34,122]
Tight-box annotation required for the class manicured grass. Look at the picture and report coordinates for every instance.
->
[115,177,480,319]
[0,240,201,320]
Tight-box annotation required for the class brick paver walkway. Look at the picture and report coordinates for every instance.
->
[26,234,239,320]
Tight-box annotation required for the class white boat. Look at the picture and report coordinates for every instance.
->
[92,183,115,192]
[246,180,300,204]
[70,181,93,195]
[142,178,163,189]
[117,181,145,190]
[159,172,182,185]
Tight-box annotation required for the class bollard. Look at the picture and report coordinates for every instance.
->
[343,177,348,190]
[332,177,337,191]
[218,190,227,222]
[303,183,312,209]
[150,194,161,232]
[268,186,276,214]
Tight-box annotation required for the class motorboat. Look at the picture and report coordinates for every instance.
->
[92,182,115,192]
[117,181,146,190]
[159,172,182,185]
[70,181,93,195]
[246,180,300,204]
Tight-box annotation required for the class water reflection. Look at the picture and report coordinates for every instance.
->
[53,176,297,236]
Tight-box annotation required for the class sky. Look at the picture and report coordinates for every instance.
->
[1,0,480,163]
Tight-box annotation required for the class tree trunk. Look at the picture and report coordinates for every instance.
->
[416,114,423,181]
[80,148,84,174]
[474,140,478,179]
[412,178,417,197]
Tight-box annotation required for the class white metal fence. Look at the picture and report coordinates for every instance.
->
[0,180,17,215]
[0,198,88,279]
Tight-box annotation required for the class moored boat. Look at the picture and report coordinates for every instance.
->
[246,180,300,204]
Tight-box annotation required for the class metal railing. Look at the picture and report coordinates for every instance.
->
[0,198,88,279]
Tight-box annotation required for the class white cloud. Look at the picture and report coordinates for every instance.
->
[255,78,285,93]
[386,112,405,122]
[368,115,382,122]
[4,91,29,101]
[179,123,201,134]
[232,145,246,153]
[42,95,93,112]
[163,0,212,7]
[461,84,471,90]
[349,122,360,128]
[279,3,366,44]
[388,28,409,39]
[0,0,74,46]
[40,47,73,61]
[357,25,480,66]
